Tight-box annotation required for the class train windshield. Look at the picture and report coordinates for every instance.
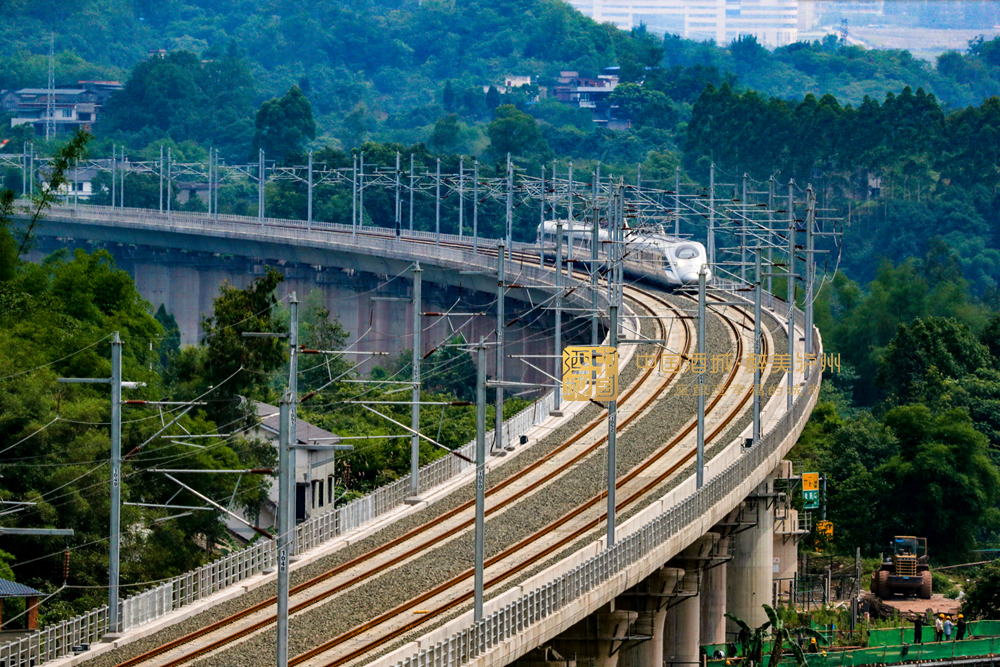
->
[675,246,699,260]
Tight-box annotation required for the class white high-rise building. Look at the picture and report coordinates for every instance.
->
[566,0,800,47]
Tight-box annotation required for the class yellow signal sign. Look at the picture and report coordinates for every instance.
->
[802,472,819,491]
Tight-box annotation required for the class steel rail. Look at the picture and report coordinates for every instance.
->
[112,272,687,667]
[295,293,762,667]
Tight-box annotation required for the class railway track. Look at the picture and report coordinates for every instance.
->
[109,277,688,667]
[92,237,773,667]
[293,291,766,667]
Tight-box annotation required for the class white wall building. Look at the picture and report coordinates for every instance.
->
[566,0,801,47]
[226,401,342,540]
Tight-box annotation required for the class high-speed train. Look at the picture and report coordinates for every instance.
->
[537,220,711,287]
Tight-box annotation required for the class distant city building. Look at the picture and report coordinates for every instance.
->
[3,81,122,135]
[566,0,801,47]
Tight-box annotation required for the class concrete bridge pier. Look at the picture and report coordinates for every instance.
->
[700,530,734,646]
[726,468,780,634]
[663,534,719,667]
[633,567,684,667]
[551,603,637,667]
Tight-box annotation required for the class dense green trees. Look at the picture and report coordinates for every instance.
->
[101,47,255,162]
[251,86,316,160]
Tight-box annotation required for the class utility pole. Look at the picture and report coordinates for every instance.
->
[258,149,266,225]
[567,161,574,263]
[606,181,620,547]
[243,294,298,545]
[458,156,464,239]
[166,147,171,217]
[287,294,298,550]
[111,146,117,209]
[214,149,220,224]
[58,334,124,638]
[697,266,706,488]
[395,152,401,239]
[505,155,513,260]
[805,186,816,362]
[787,180,796,411]
[307,151,313,230]
[674,166,681,237]
[407,264,422,502]
[539,166,545,267]
[708,163,716,271]
[359,152,365,232]
[591,164,600,345]
[473,161,479,253]
[494,243,506,453]
[474,338,487,622]
[741,173,748,284]
[607,300,618,547]
[109,333,122,637]
[409,153,415,232]
[552,221,563,417]
[352,154,357,237]
[767,176,775,295]
[206,149,212,220]
[276,392,292,667]
[159,146,164,212]
[753,246,762,445]
[435,158,441,246]
[120,153,126,209]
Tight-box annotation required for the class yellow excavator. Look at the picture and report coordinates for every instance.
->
[871,536,932,599]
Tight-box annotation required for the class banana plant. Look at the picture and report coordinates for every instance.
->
[726,605,828,667]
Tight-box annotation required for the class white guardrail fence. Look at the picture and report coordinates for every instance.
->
[0,393,555,666]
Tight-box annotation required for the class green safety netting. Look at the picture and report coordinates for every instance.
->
[704,620,1000,667]
[709,634,1000,667]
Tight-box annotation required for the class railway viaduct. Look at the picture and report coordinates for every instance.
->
[3,201,821,667]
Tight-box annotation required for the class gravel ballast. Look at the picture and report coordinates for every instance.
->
[81,285,783,667]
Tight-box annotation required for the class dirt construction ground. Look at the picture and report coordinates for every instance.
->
[882,594,961,617]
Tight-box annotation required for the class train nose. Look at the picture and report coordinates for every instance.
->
[681,272,699,284]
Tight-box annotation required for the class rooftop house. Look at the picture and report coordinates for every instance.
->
[226,401,342,540]
[553,70,622,126]
[4,82,121,135]
[0,579,43,637]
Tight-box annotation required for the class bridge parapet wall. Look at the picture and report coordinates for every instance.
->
[381,298,820,667]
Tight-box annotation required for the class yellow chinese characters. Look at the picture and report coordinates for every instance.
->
[562,346,620,402]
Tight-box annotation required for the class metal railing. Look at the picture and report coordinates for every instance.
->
[390,317,821,667]
[0,388,557,666]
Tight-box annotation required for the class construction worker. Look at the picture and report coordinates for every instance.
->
[808,638,819,654]
[910,614,924,644]
[957,615,967,640]
[944,615,954,641]
[935,614,945,642]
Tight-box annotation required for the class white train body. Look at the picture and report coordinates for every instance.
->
[537,220,710,287]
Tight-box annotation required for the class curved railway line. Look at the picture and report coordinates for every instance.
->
[0,206,778,667]
[94,237,777,667]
